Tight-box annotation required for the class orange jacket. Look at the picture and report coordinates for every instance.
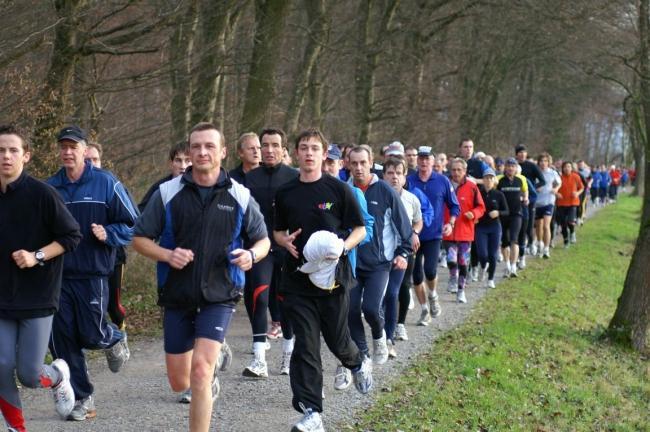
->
[556,172,583,207]
[443,178,485,242]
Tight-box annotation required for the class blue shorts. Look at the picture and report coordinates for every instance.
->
[163,304,235,354]
[535,204,554,219]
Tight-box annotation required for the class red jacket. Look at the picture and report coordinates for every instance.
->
[443,178,485,242]
[609,169,621,186]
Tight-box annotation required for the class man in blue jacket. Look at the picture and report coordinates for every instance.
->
[407,146,460,324]
[47,125,139,421]
[348,145,413,365]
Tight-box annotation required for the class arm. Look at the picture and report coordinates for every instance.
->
[443,177,460,236]
[133,236,194,269]
[12,241,66,269]
[344,225,366,252]
[534,164,546,189]
[102,181,140,247]
[468,184,486,220]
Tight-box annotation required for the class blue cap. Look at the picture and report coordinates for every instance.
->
[327,144,342,160]
[483,167,496,177]
[505,157,518,165]
[57,125,87,143]
[495,157,504,166]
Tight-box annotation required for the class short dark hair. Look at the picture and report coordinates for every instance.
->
[405,145,417,152]
[87,142,103,157]
[0,124,30,152]
[260,127,287,148]
[459,138,473,147]
[188,122,224,147]
[383,157,406,173]
[169,140,190,161]
[294,128,328,150]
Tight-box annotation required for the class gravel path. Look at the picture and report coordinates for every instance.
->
[21,209,595,431]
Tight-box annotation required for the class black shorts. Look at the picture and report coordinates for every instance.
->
[555,206,577,226]
[535,204,554,219]
[500,216,522,248]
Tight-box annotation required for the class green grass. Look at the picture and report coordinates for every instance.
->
[351,196,649,432]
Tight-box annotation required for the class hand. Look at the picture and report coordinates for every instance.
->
[489,210,499,219]
[393,255,407,270]
[167,247,194,269]
[556,192,563,200]
[523,199,529,205]
[230,248,254,271]
[411,233,420,252]
[91,223,107,242]
[442,223,453,237]
[12,250,37,269]
[572,191,579,198]
[464,211,474,220]
[280,228,302,259]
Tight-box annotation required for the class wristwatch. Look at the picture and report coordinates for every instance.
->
[34,250,45,266]
[248,249,257,264]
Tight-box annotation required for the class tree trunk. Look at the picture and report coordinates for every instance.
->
[169,0,199,142]
[239,0,290,133]
[284,0,328,137]
[609,0,650,353]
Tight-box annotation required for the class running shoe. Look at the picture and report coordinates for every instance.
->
[470,267,479,282]
[530,242,538,256]
[503,264,512,278]
[447,275,458,293]
[518,256,526,269]
[280,351,292,375]
[478,265,487,282]
[51,359,75,419]
[429,294,441,317]
[498,252,503,262]
[487,279,496,289]
[416,309,430,326]
[456,289,467,304]
[372,331,388,365]
[510,267,518,278]
[537,242,544,258]
[570,232,577,244]
[352,356,373,394]
[105,334,130,373]
[394,323,409,341]
[68,396,96,421]
[267,321,283,340]
[242,357,268,378]
[564,242,570,249]
[387,340,397,359]
[178,388,192,404]
[292,403,324,432]
[333,364,352,390]
[217,340,232,371]
[543,247,550,259]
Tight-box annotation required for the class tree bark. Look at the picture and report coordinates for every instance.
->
[239,0,290,133]
[609,0,650,353]
[284,0,328,137]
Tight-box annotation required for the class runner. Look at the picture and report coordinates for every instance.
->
[598,164,610,205]
[407,146,460,324]
[228,132,261,184]
[534,152,561,259]
[382,157,433,357]
[496,158,528,278]
[475,168,508,288]
[404,145,418,172]
[556,161,584,247]
[133,122,270,432]
[47,125,138,421]
[348,146,412,364]
[243,128,299,378]
[273,128,372,432]
[0,125,81,431]
[443,158,485,303]
[515,145,546,258]
[138,141,191,212]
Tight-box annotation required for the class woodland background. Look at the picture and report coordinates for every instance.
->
[0,0,641,197]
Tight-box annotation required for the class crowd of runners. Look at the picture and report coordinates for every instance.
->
[0,123,628,432]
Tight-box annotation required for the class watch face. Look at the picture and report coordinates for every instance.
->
[35,251,45,260]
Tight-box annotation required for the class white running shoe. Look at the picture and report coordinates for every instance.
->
[456,289,467,304]
[530,243,537,256]
[570,232,577,244]
[543,246,550,259]
[478,266,486,282]
[211,366,220,402]
[417,309,430,326]
[217,340,232,371]
[429,294,441,317]
[387,339,397,359]
[68,395,96,421]
[394,323,409,341]
[352,357,373,394]
[178,388,191,404]
[105,334,130,373]
[498,252,503,262]
[292,403,324,432]
[518,256,526,269]
[510,267,518,278]
[504,263,512,278]
[470,267,479,282]
[487,279,496,289]
[51,359,75,419]
[280,351,292,375]
[333,365,352,390]
[242,357,268,378]
[447,275,458,293]
[372,331,388,365]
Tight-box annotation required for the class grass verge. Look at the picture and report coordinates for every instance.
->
[352,196,649,432]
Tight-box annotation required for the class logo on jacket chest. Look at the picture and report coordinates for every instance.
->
[217,204,234,212]
[317,202,334,210]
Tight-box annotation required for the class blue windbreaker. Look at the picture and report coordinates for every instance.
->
[407,171,460,241]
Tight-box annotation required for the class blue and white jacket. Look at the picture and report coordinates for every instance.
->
[349,174,413,272]
[134,168,267,308]
[407,171,460,241]
[47,161,139,278]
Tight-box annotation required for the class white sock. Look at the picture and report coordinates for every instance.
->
[282,337,294,353]
[421,303,429,312]
[253,342,267,361]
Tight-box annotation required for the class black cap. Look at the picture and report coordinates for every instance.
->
[514,144,526,154]
[57,125,87,143]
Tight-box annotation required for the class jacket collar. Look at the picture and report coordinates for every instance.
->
[50,160,93,187]
[181,166,231,189]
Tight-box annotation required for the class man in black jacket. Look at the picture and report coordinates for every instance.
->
[133,122,270,432]
[0,125,82,430]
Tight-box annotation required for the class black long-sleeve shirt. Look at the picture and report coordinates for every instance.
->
[519,160,546,189]
[477,186,509,227]
[0,171,81,318]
